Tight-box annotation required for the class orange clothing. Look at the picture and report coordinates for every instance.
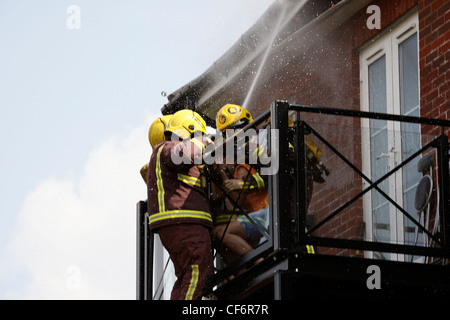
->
[233,164,269,212]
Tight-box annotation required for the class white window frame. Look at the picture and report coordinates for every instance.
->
[360,12,420,261]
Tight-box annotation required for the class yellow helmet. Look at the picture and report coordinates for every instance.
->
[305,135,323,160]
[165,109,206,140]
[148,115,172,148]
[216,104,253,132]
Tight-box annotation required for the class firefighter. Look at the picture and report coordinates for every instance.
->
[212,105,320,262]
[139,114,172,183]
[147,109,214,300]
[212,104,269,265]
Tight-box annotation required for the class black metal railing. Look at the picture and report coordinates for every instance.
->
[286,102,450,259]
[136,200,152,300]
[137,101,450,300]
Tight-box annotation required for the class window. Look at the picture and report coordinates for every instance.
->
[360,13,421,261]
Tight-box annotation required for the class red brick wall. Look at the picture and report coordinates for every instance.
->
[236,0,448,256]
[417,0,449,251]
[418,0,450,133]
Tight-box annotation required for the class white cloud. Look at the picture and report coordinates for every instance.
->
[3,122,152,299]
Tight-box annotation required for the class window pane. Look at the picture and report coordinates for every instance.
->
[399,33,422,248]
[369,55,387,127]
[368,55,391,249]
[399,33,419,115]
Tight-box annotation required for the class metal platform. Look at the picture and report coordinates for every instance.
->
[137,101,450,300]
[210,250,450,300]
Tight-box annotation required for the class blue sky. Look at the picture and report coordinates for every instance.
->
[0,0,274,299]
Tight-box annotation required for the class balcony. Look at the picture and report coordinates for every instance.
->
[137,101,450,300]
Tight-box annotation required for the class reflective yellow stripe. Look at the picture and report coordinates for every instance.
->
[252,172,265,189]
[214,214,239,224]
[156,146,165,212]
[305,227,315,254]
[149,210,212,225]
[177,173,201,187]
[233,181,256,190]
[253,145,266,159]
[258,146,265,157]
[190,138,205,153]
[185,265,199,300]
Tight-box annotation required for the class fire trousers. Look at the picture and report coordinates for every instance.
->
[158,224,214,300]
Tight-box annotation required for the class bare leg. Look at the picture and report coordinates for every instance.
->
[213,221,253,265]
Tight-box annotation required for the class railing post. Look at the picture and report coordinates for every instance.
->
[144,211,154,300]
[136,201,146,300]
[294,118,307,248]
[136,200,152,300]
[438,136,450,254]
[270,101,292,251]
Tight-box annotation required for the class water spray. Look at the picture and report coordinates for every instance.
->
[242,0,309,109]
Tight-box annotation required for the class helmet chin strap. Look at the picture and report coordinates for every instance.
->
[164,131,183,141]
[228,119,250,130]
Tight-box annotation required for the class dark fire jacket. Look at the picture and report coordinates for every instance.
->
[147,139,212,232]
